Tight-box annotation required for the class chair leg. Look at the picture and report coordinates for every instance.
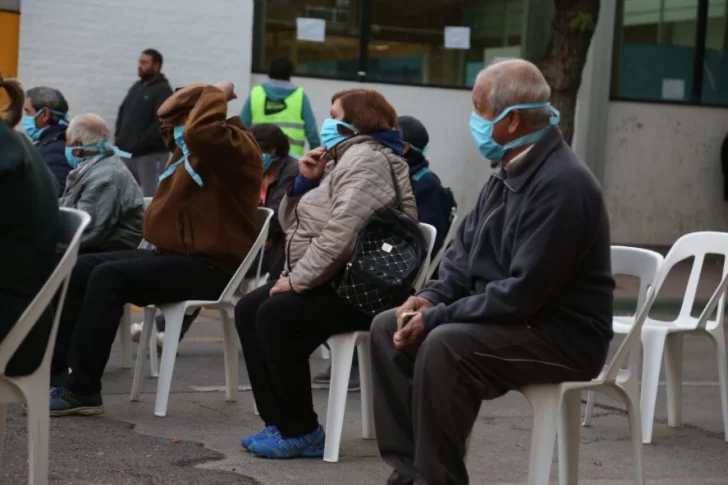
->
[148,309,159,378]
[320,345,330,360]
[713,332,728,442]
[356,335,375,440]
[664,333,684,428]
[130,306,156,401]
[323,334,356,463]
[154,306,185,417]
[220,309,239,403]
[523,386,561,485]
[624,386,646,485]
[0,403,6,459]
[25,386,50,485]
[640,328,668,444]
[558,390,581,485]
[582,390,596,427]
[119,304,132,369]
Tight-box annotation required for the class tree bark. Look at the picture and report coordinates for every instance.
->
[537,0,601,146]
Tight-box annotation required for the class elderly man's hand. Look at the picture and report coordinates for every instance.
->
[214,81,237,101]
[269,276,292,296]
[395,296,433,318]
[394,312,426,351]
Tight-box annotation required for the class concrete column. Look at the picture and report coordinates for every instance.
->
[572,0,618,184]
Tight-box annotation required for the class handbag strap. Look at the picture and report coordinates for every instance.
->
[385,157,404,211]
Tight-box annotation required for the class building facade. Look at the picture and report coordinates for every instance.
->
[8,0,728,245]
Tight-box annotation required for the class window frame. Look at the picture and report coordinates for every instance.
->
[610,0,728,108]
[251,0,498,92]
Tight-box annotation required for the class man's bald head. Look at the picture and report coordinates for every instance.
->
[67,113,112,147]
[473,59,552,125]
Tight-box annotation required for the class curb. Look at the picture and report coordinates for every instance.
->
[614,297,705,314]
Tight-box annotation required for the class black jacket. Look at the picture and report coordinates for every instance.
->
[115,74,173,156]
[722,132,728,200]
[0,122,60,375]
[36,124,69,195]
[418,127,614,357]
[263,155,299,278]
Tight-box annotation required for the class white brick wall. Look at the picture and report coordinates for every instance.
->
[18,0,253,136]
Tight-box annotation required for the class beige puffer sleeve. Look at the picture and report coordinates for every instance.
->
[288,145,414,292]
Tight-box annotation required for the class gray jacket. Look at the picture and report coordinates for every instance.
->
[280,136,418,292]
[418,127,614,344]
[60,153,144,251]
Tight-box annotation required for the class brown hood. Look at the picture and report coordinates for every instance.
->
[157,82,208,151]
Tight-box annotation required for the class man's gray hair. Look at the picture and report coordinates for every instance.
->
[26,86,69,124]
[476,59,552,124]
[67,114,112,148]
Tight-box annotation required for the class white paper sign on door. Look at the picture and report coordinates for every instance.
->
[661,78,685,101]
[297,17,326,43]
[444,26,471,50]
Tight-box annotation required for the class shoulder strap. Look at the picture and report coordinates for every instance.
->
[411,167,432,182]
[385,157,404,211]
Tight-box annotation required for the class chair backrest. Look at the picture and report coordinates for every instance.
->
[657,231,728,329]
[216,207,274,303]
[609,246,664,376]
[424,211,459,282]
[413,223,437,292]
[612,246,664,317]
[143,197,153,210]
[0,208,90,373]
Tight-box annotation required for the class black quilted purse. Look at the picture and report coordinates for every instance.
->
[332,160,426,316]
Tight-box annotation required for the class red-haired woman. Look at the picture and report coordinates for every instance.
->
[234,89,418,458]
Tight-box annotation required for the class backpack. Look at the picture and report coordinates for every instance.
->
[332,161,427,316]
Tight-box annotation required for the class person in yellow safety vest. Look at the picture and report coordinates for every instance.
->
[241,58,320,156]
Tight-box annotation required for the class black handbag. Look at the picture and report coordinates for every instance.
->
[333,160,427,316]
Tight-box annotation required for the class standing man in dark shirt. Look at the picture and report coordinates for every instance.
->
[115,48,173,196]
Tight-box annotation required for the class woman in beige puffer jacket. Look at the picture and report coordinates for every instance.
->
[233,89,418,458]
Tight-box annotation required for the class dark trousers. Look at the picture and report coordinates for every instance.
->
[53,249,229,395]
[234,281,371,437]
[370,309,607,485]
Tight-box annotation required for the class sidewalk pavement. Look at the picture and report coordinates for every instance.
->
[2,308,728,485]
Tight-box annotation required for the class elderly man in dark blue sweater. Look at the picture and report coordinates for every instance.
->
[370,59,615,485]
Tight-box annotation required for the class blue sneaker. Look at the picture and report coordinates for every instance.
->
[240,425,279,451]
[50,387,104,417]
[249,425,325,459]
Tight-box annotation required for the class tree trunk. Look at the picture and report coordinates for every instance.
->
[537,0,601,146]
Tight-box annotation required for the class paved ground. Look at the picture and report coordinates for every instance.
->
[3,261,728,485]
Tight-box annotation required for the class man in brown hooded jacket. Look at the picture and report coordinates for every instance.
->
[49,82,262,415]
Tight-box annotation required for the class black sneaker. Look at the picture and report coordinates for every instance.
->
[313,363,360,391]
[49,387,104,417]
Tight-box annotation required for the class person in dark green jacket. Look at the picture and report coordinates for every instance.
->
[0,77,61,376]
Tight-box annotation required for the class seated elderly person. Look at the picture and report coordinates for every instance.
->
[370,59,615,484]
[49,81,263,414]
[60,114,144,253]
[23,86,71,194]
[236,89,417,459]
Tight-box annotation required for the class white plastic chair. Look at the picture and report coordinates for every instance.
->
[583,246,664,427]
[517,282,657,485]
[117,196,154,369]
[423,211,458,282]
[0,208,90,485]
[323,223,437,463]
[130,207,274,417]
[592,232,728,444]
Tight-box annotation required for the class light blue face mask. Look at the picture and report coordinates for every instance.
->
[469,102,560,162]
[64,142,130,169]
[158,126,204,187]
[319,118,359,151]
[22,109,69,141]
[262,153,279,173]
